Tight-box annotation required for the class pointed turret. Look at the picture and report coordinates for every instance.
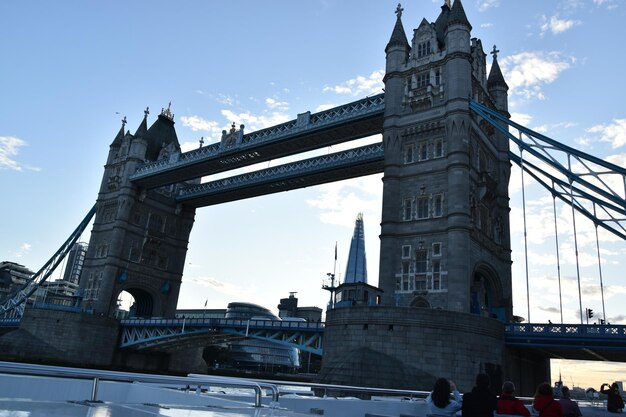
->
[344,213,368,284]
[143,103,181,161]
[385,4,410,116]
[487,45,509,113]
[434,2,450,48]
[448,0,472,31]
[385,3,410,55]
[134,107,150,138]
[110,117,126,148]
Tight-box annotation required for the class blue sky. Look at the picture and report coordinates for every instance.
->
[2,0,626,388]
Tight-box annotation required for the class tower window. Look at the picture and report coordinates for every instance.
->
[432,260,441,290]
[418,142,428,161]
[433,138,444,158]
[433,194,444,217]
[403,198,414,221]
[432,242,442,257]
[417,197,429,219]
[404,144,415,164]
[402,245,411,258]
[416,72,429,88]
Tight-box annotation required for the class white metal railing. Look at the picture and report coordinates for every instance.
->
[0,361,278,407]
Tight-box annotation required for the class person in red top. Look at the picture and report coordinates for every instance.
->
[532,382,564,417]
[497,381,530,416]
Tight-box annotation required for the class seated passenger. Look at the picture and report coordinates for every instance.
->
[462,373,497,417]
[558,386,582,417]
[497,381,530,416]
[532,382,563,417]
[427,377,462,417]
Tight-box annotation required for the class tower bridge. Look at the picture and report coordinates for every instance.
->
[1,0,626,395]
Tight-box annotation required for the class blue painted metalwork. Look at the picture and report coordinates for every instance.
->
[0,318,20,328]
[130,94,385,181]
[177,142,384,203]
[120,318,324,355]
[470,99,626,241]
[505,323,626,349]
[120,317,626,355]
[0,204,97,318]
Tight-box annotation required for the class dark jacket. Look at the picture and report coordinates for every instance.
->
[462,387,497,417]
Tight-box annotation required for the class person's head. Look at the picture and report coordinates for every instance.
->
[476,373,490,390]
[561,386,571,398]
[535,382,553,399]
[502,381,516,395]
[432,378,452,408]
[611,382,619,391]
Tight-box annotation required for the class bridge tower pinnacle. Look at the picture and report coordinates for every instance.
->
[79,106,197,318]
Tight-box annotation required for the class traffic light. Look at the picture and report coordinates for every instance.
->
[587,308,594,319]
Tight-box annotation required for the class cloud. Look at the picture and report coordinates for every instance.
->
[187,275,261,301]
[220,109,290,132]
[180,115,220,133]
[265,97,289,111]
[323,70,384,97]
[593,0,619,10]
[477,0,500,12]
[14,243,32,258]
[500,52,572,101]
[540,15,580,36]
[0,136,30,171]
[306,174,382,228]
[586,119,626,149]
[476,0,500,12]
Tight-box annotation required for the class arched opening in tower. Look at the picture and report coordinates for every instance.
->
[115,288,154,318]
[470,268,497,317]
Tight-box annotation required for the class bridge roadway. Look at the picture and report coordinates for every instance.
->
[129,94,385,189]
[114,318,626,362]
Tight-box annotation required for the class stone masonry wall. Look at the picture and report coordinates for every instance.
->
[0,308,119,367]
[318,306,506,393]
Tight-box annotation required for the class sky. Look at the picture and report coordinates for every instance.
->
[2,0,626,389]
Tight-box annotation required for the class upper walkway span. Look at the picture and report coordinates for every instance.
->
[129,94,384,189]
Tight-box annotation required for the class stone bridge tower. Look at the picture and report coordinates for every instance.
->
[380,1,512,318]
[320,0,516,392]
[79,106,196,318]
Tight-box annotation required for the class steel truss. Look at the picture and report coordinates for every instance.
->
[120,318,324,355]
[470,100,626,241]
[132,94,385,180]
[177,142,384,203]
[0,205,96,318]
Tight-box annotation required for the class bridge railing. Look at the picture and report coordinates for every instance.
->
[121,317,325,331]
[505,323,626,339]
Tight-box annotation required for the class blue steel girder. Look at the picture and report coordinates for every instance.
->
[176,142,384,207]
[221,328,323,356]
[470,100,626,242]
[505,323,626,361]
[119,318,324,355]
[130,94,385,189]
[0,204,97,319]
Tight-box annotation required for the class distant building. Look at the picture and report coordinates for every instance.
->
[0,261,34,299]
[277,292,322,322]
[327,213,383,309]
[62,242,87,285]
[33,279,81,307]
[343,213,368,284]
